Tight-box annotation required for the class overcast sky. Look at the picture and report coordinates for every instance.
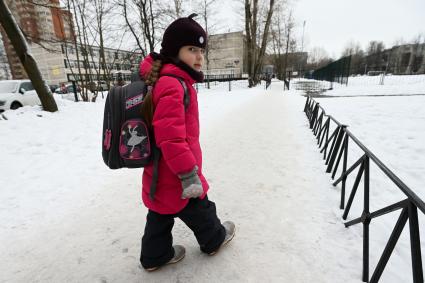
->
[212,0,425,59]
[293,0,425,58]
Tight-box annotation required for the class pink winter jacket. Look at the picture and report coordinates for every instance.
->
[139,55,209,214]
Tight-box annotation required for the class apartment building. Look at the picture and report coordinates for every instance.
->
[0,34,11,80]
[377,43,425,75]
[206,31,308,79]
[60,43,142,84]
[0,0,74,83]
[0,0,140,85]
[206,31,247,78]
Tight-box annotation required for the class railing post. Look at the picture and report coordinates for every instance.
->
[408,202,424,283]
[340,135,349,209]
[362,156,370,282]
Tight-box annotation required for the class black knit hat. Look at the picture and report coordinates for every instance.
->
[160,14,207,58]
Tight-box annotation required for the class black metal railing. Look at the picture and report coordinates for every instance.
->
[304,96,424,283]
[204,74,243,82]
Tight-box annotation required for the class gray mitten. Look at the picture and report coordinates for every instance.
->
[178,166,204,199]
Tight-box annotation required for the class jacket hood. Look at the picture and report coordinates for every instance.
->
[139,53,196,85]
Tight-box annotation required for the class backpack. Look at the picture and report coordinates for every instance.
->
[102,74,189,199]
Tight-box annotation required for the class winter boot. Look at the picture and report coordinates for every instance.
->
[145,245,186,272]
[209,221,235,256]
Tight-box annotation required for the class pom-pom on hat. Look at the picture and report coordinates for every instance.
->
[160,13,207,58]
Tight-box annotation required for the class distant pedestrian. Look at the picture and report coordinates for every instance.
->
[283,78,290,90]
[60,82,66,94]
[138,14,235,272]
[265,74,272,89]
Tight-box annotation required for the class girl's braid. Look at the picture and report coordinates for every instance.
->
[141,59,163,128]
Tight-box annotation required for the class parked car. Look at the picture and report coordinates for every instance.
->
[54,83,82,94]
[0,80,41,113]
[54,83,94,101]
[49,84,59,93]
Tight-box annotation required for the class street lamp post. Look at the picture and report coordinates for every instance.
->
[299,20,306,79]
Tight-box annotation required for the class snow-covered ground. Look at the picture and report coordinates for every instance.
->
[296,74,425,96]
[0,80,423,282]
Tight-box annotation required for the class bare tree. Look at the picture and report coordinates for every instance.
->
[157,0,187,22]
[68,0,89,100]
[174,0,183,17]
[137,0,156,52]
[121,0,146,55]
[91,0,114,97]
[66,0,105,101]
[365,40,385,72]
[245,0,276,87]
[269,2,298,81]
[306,47,332,70]
[281,9,294,85]
[392,37,405,47]
[366,40,385,56]
[194,0,219,88]
[0,0,58,111]
[341,40,364,75]
[66,0,125,101]
[119,0,160,55]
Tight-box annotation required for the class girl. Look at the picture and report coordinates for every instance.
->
[139,14,235,271]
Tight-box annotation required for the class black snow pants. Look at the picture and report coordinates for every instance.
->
[140,195,226,269]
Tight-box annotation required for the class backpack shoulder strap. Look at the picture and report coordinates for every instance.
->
[161,74,190,110]
[149,74,190,201]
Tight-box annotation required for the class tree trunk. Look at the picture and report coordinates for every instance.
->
[71,0,85,101]
[198,0,216,89]
[252,0,275,85]
[122,0,146,55]
[283,24,290,82]
[0,0,58,112]
[245,0,253,87]
[245,0,274,87]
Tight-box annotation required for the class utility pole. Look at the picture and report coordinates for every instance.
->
[299,20,306,79]
[301,20,306,54]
